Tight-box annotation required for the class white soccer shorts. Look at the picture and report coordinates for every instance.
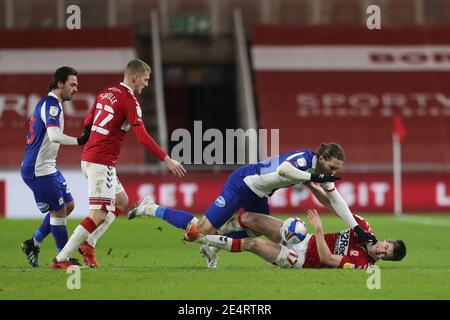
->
[81,161,125,212]
[273,234,313,269]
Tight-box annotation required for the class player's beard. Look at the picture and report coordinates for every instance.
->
[61,91,74,102]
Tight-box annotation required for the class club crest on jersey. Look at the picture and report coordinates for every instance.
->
[350,249,359,257]
[296,158,307,168]
[215,196,226,208]
[49,106,59,117]
[334,229,350,256]
[37,202,50,212]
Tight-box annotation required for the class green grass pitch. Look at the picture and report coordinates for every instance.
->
[1,214,450,300]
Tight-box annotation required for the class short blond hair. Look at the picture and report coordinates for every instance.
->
[125,59,151,77]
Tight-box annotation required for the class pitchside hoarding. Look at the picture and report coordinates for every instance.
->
[0,28,143,167]
[251,26,450,164]
[0,170,449,217]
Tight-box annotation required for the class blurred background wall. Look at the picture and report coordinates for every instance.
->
[0,0,449,217]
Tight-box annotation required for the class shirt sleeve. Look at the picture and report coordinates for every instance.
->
[124,95,143,127]
[43,101,61,128]
[131,124,167,161]
[285,153,311,171]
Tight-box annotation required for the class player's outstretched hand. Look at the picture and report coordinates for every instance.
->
[353,225,378,245]
[164,156,186,178]
[310,173,341,183]
[306,209,323,232]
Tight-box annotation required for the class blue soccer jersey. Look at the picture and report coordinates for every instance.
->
[242,149,317,197]
[21,92,64,179]
[205,150,317,228]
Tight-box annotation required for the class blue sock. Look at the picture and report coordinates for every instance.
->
[155,207,195,230]
[50,218,68,252]
[33,212,51,245]
[223,231,251,239]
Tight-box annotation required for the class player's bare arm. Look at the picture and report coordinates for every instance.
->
[303,182,336,214]
[306,209,342,267]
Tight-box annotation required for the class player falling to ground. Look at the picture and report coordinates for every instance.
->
[129,143,377,268]
[20,67,91,267]
[51,59,186,270]
[199,210,406,269]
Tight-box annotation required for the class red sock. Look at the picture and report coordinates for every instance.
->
[114,208,121,217]
[230,238,241,252]
[237,212,247,229]
[80,217,97,233]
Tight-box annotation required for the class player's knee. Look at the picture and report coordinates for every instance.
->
[240,212,258,229]
[197,217,216,235]
[116,195,129,212]
[90,210,107,225]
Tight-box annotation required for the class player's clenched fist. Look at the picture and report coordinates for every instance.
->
[164,156,187,178]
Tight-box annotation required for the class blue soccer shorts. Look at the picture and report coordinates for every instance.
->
[205,169,270,229]
[22,171,73,213]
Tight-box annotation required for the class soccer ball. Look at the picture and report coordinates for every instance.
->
[280,217,307,245]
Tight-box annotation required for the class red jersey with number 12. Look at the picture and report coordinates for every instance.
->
[82,83,143,166]
[303,214,377,269]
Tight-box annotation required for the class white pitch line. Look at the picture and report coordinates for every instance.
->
[397,216,450,228]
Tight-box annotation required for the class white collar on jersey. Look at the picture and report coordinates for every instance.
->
[311,155,317,170]
[48,91,62,102]
[120,82,135,96]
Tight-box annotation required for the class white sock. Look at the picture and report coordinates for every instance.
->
[208,246,220,255]
[190,216,199,225]
[56,225,90,261]
[33,238,41,247]
[144,204,158,216]
[202,235,235,251]
[86,211,116,247]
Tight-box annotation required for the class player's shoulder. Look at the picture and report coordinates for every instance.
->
[284,149,315,168]
[41,94,60,107]
[99,84,125,96]
[285,149,315,159]
[36,94,61,117]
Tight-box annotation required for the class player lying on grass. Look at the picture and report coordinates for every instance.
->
[197,209,406,269]
[129,143,377,268]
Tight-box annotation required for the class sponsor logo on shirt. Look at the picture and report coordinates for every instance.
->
[350,249,359,257]
[296,158,307,168]
[334,229,350,256]
[215,196,226,208]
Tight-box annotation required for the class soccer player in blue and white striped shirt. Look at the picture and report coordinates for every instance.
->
[20,67,90,267]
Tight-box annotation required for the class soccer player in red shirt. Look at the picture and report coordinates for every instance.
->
[198,209,406,269]
[52,59,186,269]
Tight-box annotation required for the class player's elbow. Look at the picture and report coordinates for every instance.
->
[47,135,60,144]
[320,255,333,265]
[276,162,289,178]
